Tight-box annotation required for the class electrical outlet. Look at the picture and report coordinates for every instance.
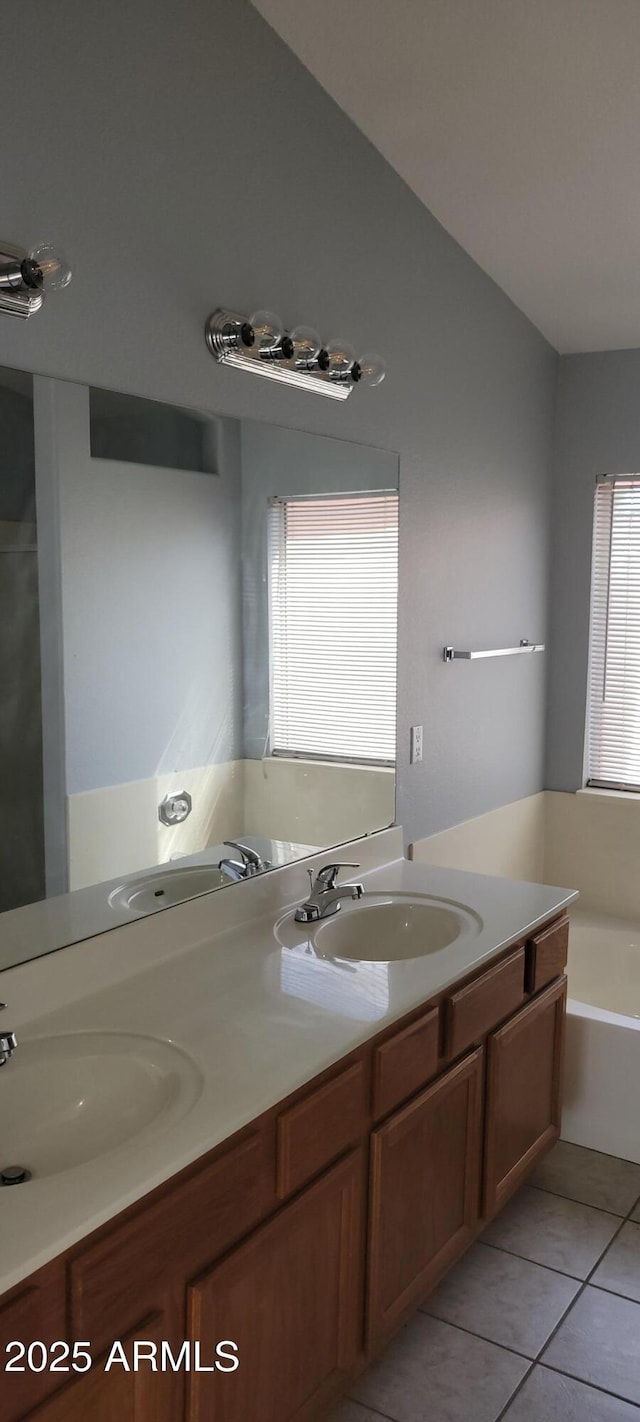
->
[410,724,423,764]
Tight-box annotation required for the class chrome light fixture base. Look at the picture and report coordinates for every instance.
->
[0,242,71,319]
[206,309,354,400]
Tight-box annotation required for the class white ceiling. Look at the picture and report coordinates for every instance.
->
[252,0,640,354]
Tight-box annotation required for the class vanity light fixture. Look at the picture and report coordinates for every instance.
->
[205,308,386,399]
[0,242,72,319]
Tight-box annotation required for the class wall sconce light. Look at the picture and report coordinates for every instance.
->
[0,242,72,319]
[205,308,385,399]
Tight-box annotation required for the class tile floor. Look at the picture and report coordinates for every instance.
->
[330,1140,640,1422]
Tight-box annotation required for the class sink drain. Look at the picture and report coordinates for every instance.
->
[1,1165,31,1186]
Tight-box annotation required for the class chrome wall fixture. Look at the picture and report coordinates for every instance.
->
[205,308,385,400]
[0,242,72,319]
[443,638,546,662]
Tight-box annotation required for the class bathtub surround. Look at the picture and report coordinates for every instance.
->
[410,793,547,885]
[411,788,640,922]
[66,757,393,890]
[412,788,640,1164]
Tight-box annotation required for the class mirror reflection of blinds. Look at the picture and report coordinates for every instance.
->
[268,492,398,765]
[588,475,640,790]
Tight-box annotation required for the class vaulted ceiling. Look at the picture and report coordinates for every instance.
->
[253,0,640,353]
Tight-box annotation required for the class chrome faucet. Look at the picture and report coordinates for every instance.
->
[218,840,271,883]
[294,863,364,923]
[0,1005,17,1067]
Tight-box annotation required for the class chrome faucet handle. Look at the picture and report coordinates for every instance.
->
[313,863,360,891]
[223,841,263,869]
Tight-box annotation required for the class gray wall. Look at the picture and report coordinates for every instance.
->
[0,0,557,843]
[240,419,399,760]
[39,381,243,795]
[547,349,640,791]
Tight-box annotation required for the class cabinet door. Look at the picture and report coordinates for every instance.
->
[484,975,567,1220]
[24,1316,170,1422]
[366,1049,483,1351]
[187,1150,363,1422]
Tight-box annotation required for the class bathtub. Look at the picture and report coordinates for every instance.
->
[563,908,640,1165]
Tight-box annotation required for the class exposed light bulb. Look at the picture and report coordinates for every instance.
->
[249,309,293,361]
[290,324,323,370]
[27,244,72,292]
[326,337,356,382]
[352,351,386,388]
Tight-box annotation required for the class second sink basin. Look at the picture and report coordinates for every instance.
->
[276,892,482,962]
[109,864,229,915]
[314,895,480,961]
[0,1032,202,1180]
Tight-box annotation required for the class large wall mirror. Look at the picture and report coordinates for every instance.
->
[0,366,399,971]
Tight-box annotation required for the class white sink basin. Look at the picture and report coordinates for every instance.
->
[0,1032,202,1180]
[109,864,229,915]
[277,893,482,962]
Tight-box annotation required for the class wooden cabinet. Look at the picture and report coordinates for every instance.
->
[276,1060,367,1198]
[186,1151,364,1422]
[444,947,525,1058]
[26,1316,170,1422]
[1,911,570,1422]
[372,1005,440,1121]
[525,916,569,994]
[366,1049,483,1350]
[484,976,567,1219]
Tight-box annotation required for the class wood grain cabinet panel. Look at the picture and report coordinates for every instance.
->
[187,1151,364,1422]
[526,916,569,995]
[372,1007,440,1121]
[444,948,525,1058]
[71,1127,274,1356]
[276,1061,367,1198]
[25,1315,171,1422]
[484,976,567,1220]
[366,1049,483,1352]
[0,1262,66,1422]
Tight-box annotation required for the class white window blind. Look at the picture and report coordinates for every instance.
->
[268,492,398,764]
[587,476,640,790]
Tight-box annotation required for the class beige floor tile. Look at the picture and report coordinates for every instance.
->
[351,1313,528,1422]
[592,1223,640,1304]
[503,1365,640,1420]
[482,1185,620,1278]
[529,1142,640,1217]
[543,1287,640,1404]
[631,1202,640,1224]
[423,1240,579,1356]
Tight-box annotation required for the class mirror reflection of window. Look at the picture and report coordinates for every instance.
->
[268,492,398,765]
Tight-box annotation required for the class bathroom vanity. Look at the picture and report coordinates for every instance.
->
[0,836,574,1422]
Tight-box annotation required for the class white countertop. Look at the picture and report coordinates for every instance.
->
[0,828,577,1296]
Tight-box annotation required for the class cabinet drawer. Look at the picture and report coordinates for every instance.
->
[372,1007,440,1120]
[526,916,569,994]
[70,1126,274,1355]
[444,947,525,1059]
[277,1061,367,1198]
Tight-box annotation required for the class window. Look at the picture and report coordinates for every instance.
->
[268,491,398,764]
[587,475,640,790]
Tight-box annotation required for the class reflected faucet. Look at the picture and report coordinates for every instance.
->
[0,1005,17,1067]
[294,863,364,923]
[218,841,271,883]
